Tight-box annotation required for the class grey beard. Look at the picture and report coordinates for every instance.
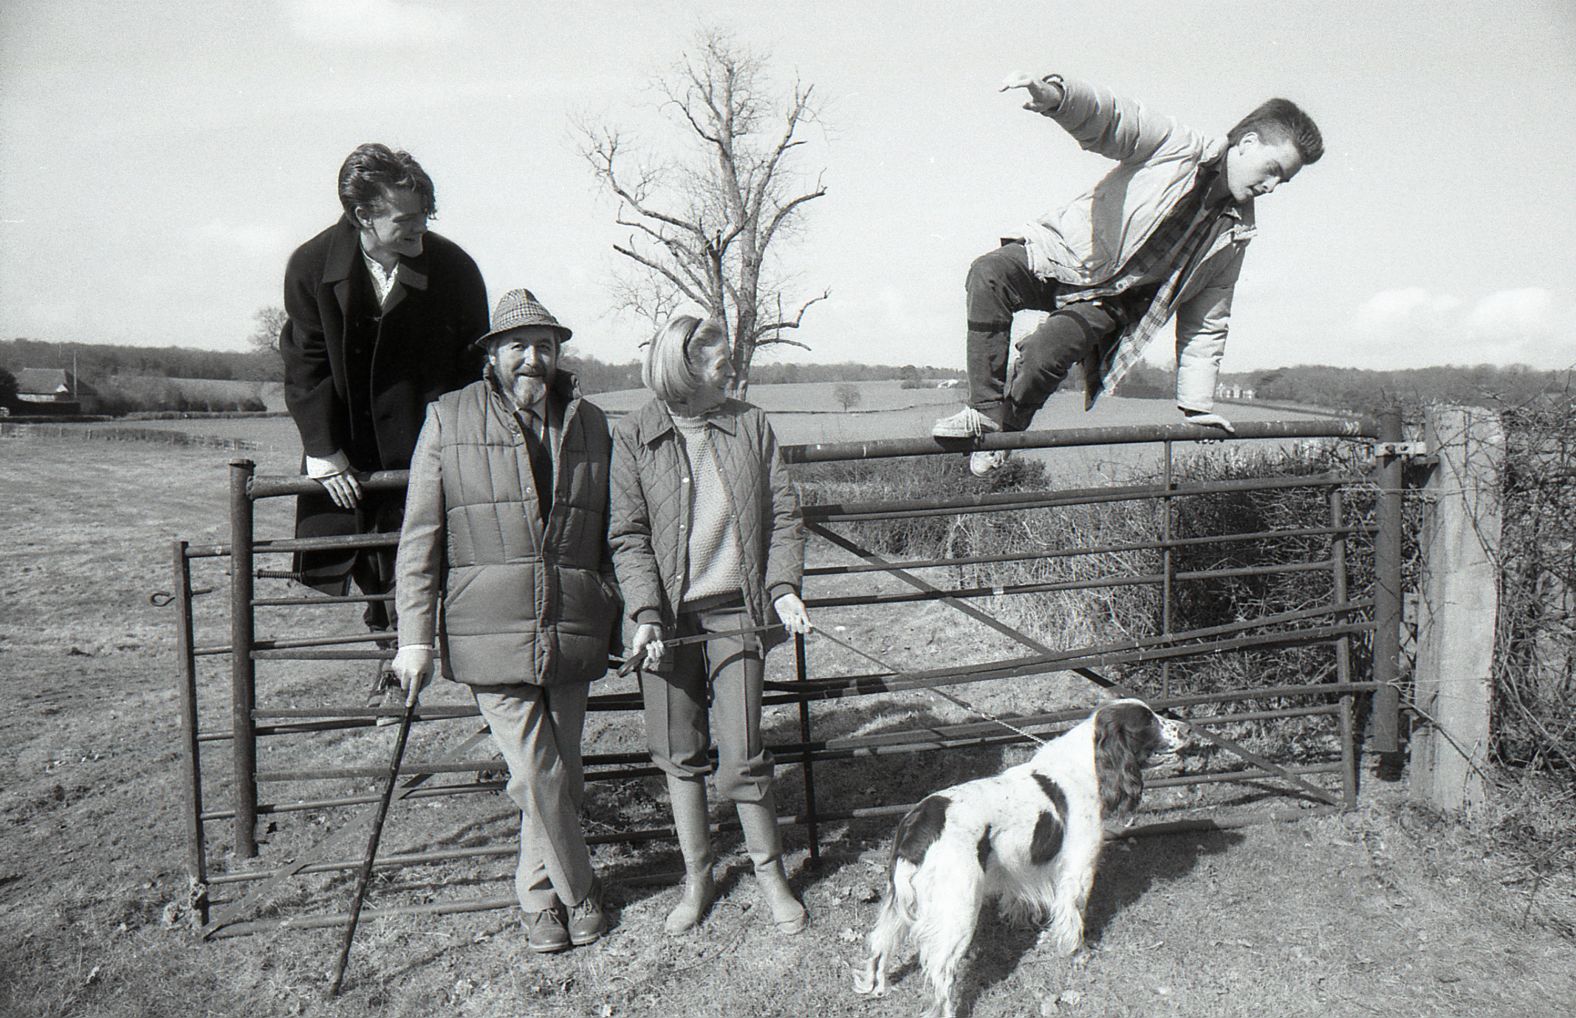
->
[508,374,548,408]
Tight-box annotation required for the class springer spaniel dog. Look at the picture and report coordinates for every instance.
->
[852,699,1188,1018]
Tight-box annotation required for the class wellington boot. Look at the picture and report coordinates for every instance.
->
[664,776,716,935]
[735,793,808,935]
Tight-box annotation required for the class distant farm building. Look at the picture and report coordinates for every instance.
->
[14,368,99,414]
[1215,383,1256,401]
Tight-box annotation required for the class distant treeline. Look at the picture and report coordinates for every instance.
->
[2,337,964,397]
[0,338,281,383]
[1219,364,1574,414]
[15,333,1563,415]
[563,356,964,394]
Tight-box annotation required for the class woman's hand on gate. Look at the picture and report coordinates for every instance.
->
[632,623,665,671]
[392,645,434,706]
[774,592,813,635]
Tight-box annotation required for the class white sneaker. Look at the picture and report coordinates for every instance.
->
[931,406,1002,439]
[969,450,1009,477]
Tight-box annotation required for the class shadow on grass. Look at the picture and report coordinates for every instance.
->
[956,827,1245,1016]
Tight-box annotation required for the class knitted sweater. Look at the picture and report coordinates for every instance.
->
[670,413,744,606]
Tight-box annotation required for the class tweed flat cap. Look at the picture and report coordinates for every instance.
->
[475,288,573,347]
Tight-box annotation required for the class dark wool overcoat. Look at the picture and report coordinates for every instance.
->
[281,215,488,590]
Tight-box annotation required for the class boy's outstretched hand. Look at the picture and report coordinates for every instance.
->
[999,71,1063,113]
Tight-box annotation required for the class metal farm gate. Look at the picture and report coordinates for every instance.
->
[165,412,1406,937]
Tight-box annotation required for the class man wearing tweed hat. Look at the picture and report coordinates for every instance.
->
[391,289,619,952]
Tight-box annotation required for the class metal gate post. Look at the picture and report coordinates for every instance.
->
[1371,409,1404,757]
[794,631,820,863]
[229,459,259,858]
[172,540,210,920]
[1160,440,1175,698]
[1329,491,1358,807]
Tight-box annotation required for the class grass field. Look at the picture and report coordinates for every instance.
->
[3,408,1573,1018]
[60,382,1338,483]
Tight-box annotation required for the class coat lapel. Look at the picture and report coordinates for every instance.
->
[383,258,428,316]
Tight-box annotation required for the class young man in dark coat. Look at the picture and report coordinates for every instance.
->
[280,143,488,709]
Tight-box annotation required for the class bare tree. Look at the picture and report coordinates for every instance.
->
[580,30,829,397]
[833,381,862,412]
[247,306,290,355]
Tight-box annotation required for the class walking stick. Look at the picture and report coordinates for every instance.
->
[327,698,417,997]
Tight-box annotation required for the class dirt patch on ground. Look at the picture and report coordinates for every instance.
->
[2,431,1572,1018]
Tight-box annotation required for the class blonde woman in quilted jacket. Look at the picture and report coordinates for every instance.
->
[609,312,812,937]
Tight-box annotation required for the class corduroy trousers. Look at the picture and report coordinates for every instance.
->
[473,681,596,912]
[639,601,774,805]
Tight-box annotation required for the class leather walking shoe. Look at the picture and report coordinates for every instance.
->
[525,905,570,954]
[568,879,606,947]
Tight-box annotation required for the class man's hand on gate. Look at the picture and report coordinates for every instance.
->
[318,469,364,510]
[1183,410,1237,435]
[392,646,434,706]
[999,71,1063,113]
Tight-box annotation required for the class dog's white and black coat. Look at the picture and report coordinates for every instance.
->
[852,699,1187,1018]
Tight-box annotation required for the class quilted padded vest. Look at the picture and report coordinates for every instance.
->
[435,376,617,687]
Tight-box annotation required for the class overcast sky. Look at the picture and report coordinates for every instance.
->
[2,0,1574,374]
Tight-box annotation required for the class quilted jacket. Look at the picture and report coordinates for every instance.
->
[395,369,619,687]
[608,397,804,653]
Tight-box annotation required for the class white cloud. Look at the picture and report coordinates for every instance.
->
[282,0,465,49]
[1352,287,1463,342]
[1347,286,1575,369]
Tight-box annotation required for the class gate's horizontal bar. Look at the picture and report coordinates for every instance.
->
[251,648,395,661]
[235,420,1378,507]
[249,469,410,501]
[239,699,1351,797]
[1147,762,1343,789]
[806,558,1335,610]
[803,703,1342,758]
[806,471,1362,523]
[210,894,521,936]
[805,524,1372,577]
[198,630,397,656]
[200,780,506,821]
[252,532,400,554]
[772,600,1372,693]
[781,623,1374,701]
[783,417,1378,464]
[252,593,395,607]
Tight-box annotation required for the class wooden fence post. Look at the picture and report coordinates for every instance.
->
[1411,405,1504,813]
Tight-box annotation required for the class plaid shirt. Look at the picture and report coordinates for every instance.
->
[1065,164,1244,406]
[1057,162,1223,310]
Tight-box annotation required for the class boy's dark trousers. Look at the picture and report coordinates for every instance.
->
[964,241,1124,431]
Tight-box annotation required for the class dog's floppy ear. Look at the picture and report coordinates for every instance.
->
[1094,703,1149,815]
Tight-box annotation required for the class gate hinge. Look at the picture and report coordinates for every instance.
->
[1374,440,1431,462]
